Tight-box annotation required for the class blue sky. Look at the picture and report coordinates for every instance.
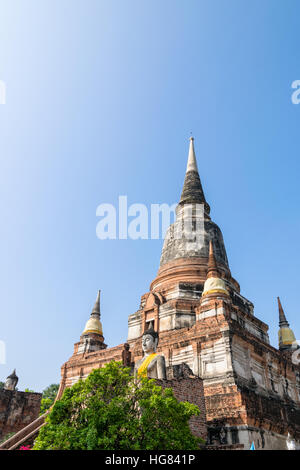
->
[0,0,299,391]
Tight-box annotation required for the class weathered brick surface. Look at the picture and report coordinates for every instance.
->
[239,386,300,438]
[62,342,125,389]
[0,389,42,441]
[153,364,207,441]
[157,376,207,441]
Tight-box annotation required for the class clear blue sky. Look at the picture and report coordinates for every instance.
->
[0,0,299,391]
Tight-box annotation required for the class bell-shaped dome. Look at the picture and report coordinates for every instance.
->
[278,327,296,349]
[160,218,229,269]
[202,277,229,297]
[82,316,103,336]
[82,290,103,336]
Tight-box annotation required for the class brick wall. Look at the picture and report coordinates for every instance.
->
[156,365,207,442]
[0,389,42,441]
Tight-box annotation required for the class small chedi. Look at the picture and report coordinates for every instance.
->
[4,369,18,391]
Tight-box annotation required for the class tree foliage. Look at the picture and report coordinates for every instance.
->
[33,361,202,450]
[40,383,59,415]
[0,381,4,389]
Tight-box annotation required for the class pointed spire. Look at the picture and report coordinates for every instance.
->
[277,297,296,351]
[207,240,220,278]
[179,137,210,214]
[186,137,198,172]
[82,290,103,336]
[92,290,101,317]
[277,296,289,327]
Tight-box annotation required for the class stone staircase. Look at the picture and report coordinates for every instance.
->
[0,411,49,450]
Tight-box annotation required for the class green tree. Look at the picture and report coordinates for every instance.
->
[33,361,202,450]
[39,383,59,415]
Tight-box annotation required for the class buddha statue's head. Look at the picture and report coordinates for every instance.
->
[142,328,158,354]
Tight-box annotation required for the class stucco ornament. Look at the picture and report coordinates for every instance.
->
[134,329,166,379]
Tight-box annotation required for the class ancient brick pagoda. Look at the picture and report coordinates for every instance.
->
[57,138,300,449]
[4,138,299,451]
[57,137,300,450]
